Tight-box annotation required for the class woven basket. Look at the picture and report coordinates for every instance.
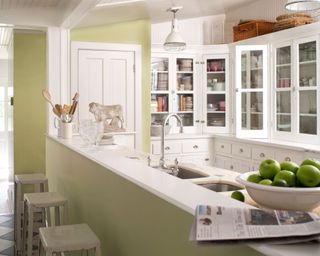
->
[276,13,311,21]
[274,16,314,31]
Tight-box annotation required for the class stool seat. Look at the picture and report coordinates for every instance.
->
[15,173,47,184]
[39,224,100,253]
[24,192,67,208]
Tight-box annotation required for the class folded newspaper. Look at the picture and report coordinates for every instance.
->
[189,205,320,245]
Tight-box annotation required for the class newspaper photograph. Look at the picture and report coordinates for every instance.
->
[195,205,320,242]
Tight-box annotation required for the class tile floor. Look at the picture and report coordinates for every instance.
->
[0,215,14,256]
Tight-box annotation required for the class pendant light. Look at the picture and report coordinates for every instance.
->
[286,0,320,11]
[163,6,186,51]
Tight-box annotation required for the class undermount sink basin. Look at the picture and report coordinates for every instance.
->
[167,166,209,179]
[197,182,242,192]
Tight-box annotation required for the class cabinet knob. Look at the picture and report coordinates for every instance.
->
[260,153,265,158]
[285,157,291,161]
[195,120,200,123]
[205,158,209,161]
[165,146,170,150]
[193,145,199,149]
[221,145,224,149]
[201,120,205,123]
[230,165,234,170]
[239,148,244,153]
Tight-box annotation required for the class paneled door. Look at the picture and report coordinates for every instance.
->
[76,49,135,132]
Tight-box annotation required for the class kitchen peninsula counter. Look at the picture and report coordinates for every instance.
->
[46,135,320,256]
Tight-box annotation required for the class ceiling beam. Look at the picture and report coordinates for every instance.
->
[60,0,101,29]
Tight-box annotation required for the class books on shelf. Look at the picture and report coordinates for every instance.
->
[156,96,168,112]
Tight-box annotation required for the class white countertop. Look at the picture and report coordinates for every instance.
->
[48,135,320,256]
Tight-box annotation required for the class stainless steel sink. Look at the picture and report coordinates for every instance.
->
[168,166,209,179]
[197,182,242,192]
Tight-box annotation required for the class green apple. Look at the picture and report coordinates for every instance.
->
[280,161,299,174]
[274,170,296,187]
[247,174,263,183]
[300,159,320,170]
[296,165,320,187]
[259,179,273,186]
[272,179,289,187]
[259,159,281,179]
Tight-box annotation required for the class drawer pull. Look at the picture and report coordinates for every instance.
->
[221,145,225,149]
[260,153,265,158]
[201,120,205,123]
[205,158,209,161]
[230,165,234,170]
[193,145,199,149]
[239,148,244,153]
[285,157,291,161]
[165,146,170,150]
[195,120,200,123]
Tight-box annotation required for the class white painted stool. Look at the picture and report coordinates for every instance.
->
[14,173,48,254]
[39,224,101,256]
[22,192,68,256]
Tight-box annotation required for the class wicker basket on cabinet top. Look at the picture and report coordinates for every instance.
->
[233,20,275,42]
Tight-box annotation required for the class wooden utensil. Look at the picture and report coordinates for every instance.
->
[42,89,60,117]
[55,104,63,116]
[69,92,79,115]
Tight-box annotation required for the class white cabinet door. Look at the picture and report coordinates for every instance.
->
[235,45,268,138]
[76,49,135,132]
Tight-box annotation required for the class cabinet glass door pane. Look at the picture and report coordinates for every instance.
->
[276,46,291,88]
[241,92,263,130]
[241,50,263,89]
[299,41,316,88]
[176,58,194,126]
[276,91,291,132]
[151,57,169,91]
[299,90,317,135]
[207,94,225,127]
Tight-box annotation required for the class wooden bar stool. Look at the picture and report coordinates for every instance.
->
[22,192,68,256]
[14,173,48,254]
[39,224,101,256]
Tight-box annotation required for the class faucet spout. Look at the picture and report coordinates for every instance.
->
[160,113,183,169]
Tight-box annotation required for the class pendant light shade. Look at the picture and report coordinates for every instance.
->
[286,0,320,11]
[164,7,186,51]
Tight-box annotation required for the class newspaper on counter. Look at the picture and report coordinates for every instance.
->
[189,205,320,245]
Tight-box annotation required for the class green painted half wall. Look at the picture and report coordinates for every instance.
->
[71,19,151,152]
[14,32,47,174]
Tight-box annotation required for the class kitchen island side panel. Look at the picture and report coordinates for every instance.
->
[46,138,261,256]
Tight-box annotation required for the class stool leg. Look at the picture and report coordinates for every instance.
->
[45,207,51,227]
[63,202,68,225]
[95,245,101,256]
[45,250,53,256]
[15,183,22,253]
[22,199,28,256]
[38,236,42,256]
[54,206,60,226]
[27,205,34,256]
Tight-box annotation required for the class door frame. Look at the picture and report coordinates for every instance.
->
[71,41,142,150]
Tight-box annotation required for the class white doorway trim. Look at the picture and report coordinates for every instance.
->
[71,41,142,150]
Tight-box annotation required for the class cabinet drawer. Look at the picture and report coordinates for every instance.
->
[215,141,232,154]
[214,155,232,169]
[232,143,251,159]
[182,140,208,153]
[252,147,275,161]
[151,141,182,155]
[274,150,304,164]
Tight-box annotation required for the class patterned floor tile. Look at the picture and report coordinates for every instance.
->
[0,218,10,225]
[0,228,12,238]
[0,245,14,256]
[0,239,14,253]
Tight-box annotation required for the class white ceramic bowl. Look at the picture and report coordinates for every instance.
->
[236,171,320,211]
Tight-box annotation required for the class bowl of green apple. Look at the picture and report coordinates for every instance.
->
[236,159,320,211]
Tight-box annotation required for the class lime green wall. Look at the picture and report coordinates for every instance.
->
[46,138,262,256]
[71,20,151,152]
[14,32,47,174]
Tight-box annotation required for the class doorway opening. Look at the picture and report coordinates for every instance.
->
[0,25,14,214]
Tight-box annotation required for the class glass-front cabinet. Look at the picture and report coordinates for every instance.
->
[236,45,268,138]
[150,53,198,133]
[203,55,229,133]
[273,37,319,143]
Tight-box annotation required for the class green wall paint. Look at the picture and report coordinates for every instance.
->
[14,32,47,174]
[46,138,262,256]
[71,20,151,152]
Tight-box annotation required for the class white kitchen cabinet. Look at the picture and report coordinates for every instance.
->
[151,137,214,166]
[235,45,268,138]
[273,37,320,144]
[151,46,230,135]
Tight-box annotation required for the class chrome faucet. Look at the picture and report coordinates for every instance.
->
[159,113,184,170]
